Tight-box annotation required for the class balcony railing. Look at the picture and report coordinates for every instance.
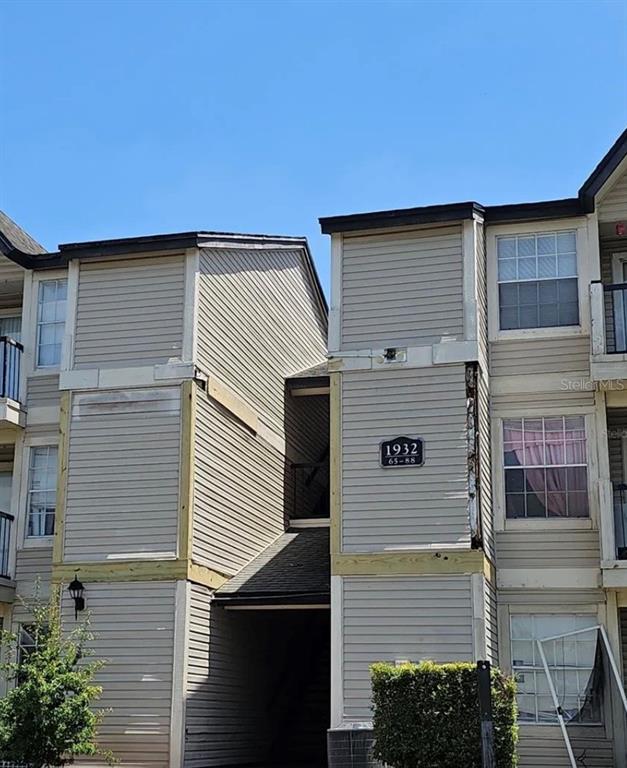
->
[600,283,627,354]
[0,511,13,578]
[0,337,22,402]
[614,484,627,559]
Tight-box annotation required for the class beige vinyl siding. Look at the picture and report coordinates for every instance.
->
[196,247,326,434]
[63,581,175,768]
[341,366,469,551]
[495,530,600,569]
[63,388,181,561]
[193,389,284,575]
[185,584,302,767]
[26,374,60,410]
[489,337,590,378]
[476,221,488,368]
[598,169,627,222]
[491,389,595,413]
[341,225,463,350]
[14,546,52,601]
[517,726,613,767]
[73,255,185,369]
[342,575,473,719]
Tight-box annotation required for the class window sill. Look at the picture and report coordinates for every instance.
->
[504,518,593,532]
[22,536,54,549]
[492,325,585,343]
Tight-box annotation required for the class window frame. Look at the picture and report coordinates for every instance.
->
[22,269,70,381]
[17,436,59,549]
[498,603,611,733]
[35,278,67,370]
[487,218,590,342]
[492,411,598,532]
[509,612,603,725]
[502,415,589,521]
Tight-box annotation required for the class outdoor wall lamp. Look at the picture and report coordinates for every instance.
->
[68,573,85,620]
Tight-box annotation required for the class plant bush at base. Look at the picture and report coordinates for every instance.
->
[0,590,114,767]
[371,660,518,768]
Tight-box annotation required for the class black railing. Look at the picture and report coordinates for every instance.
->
[614,484,627,559]
[290,461,329,520]
[0,511,13,578]
[604,283,627,353]
[0,337,23,402]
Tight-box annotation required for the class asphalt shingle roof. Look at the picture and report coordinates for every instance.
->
[215,526,329,605]
[0,210,46,256]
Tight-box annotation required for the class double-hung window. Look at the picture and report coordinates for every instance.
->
[511,614,601,723]
[26,446,57,538]
[36,279,67,368]
[497,231,578,330]
[503,416,588,519]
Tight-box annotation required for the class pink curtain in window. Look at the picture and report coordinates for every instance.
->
[503,425,569,517]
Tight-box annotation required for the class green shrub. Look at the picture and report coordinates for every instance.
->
[371,660,518,768]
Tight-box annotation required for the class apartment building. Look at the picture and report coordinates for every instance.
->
[320,129,627,768]
[0,216,330,767]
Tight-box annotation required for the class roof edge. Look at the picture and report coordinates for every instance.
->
[579,128,627,206]
[319,201,483,235]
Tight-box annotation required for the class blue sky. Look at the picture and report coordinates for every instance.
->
[1,0,626,295]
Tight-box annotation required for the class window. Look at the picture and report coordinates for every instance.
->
[0,315,21,343]
[36,279,67,368]
[503,416,588,519]
[511,614,601,723]
[497,231,578,330]
[26,446,57,538]
[17,624,37,666]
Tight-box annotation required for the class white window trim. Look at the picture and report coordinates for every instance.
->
[492,411,598,532]
[506,608,605,727]
[487,218,590,342]
[22,268,70,379]
[16,436,59,550]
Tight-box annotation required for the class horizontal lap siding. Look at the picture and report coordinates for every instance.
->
[495,530,600,569]
[193,392,284,575]
[598,170,627,222]
[484,578,498,664]
[489,337,590,378]
[518,726,613,767]
[26,374,60,410]
[14,546,52,601]
[184,586,269,766]
[342,575,473,720]
[341,366,469,551]
[63,388,181,561]
[341,226,463,349]
[197,248,326,434]
[73,256,185,369]
[63,581,175,768]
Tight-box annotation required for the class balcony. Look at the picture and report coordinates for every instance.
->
[589,282,627,381]
[0,337,24,427]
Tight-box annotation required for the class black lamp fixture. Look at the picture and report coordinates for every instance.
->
[68,573,85,619]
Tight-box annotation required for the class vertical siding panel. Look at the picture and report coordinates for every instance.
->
[64,388,181,561]
[62,582,175,768]
[342,575,474,720]
[598,171,627,222]
[73,256,185,369]
[340,226,464,349]
[193,392,284,575]
[196,247,326,434]
[341,366,469,551]
[26,374,60,410]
